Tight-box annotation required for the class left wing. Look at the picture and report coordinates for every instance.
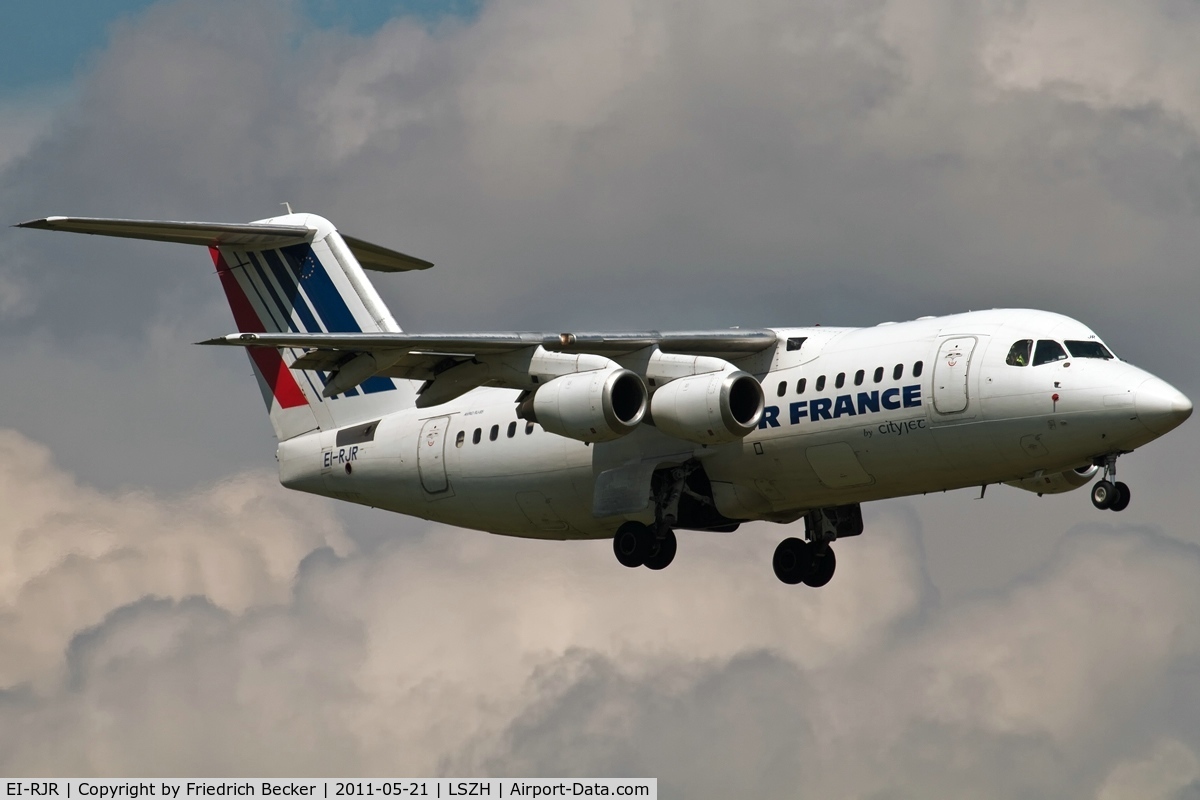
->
[201,330,778,405]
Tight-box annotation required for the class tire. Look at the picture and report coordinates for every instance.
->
[1091,480,1116,510]
[1109,481,1131,512]
[803,548,837,588]
[773,537,812,585]
[613,521,649,568]
[644,528,678,570]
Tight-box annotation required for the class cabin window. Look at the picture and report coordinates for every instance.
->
[816,375,826,391]
[777,381,787,397]
[526,421,535,435]
[913,360,924,378]
[1006,340,1032,367]
[796,378,807,394]
[786,337,806,352]
[489,424,499,441]
[1065,340,1115,360]
[835,373,845,389]
[893,364,904,380]
[1033,340,1068,366]
[854,369,864,386]
[472,428,482,445]
[455,431,465,448]
[507,421,517,438]
[873,366,883,384]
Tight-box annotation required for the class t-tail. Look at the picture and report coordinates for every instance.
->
[17,212,432,439]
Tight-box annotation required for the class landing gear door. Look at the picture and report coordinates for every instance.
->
[932,336,978,415]
[417,416,451,494]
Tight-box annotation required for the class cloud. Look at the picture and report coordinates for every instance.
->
[1,0,1199,790]
[3,426,1200,797]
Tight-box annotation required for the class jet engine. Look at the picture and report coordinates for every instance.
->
[522,368,648,443]
[650,370,765,444]
[1005,464,1100,495]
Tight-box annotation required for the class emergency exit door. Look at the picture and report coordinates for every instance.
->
[932,337,977,414]
[418,416,451,493]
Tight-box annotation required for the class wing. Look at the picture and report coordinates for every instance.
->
[201,329,778,405]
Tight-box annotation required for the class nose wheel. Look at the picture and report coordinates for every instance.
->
[1091,455,1131,512]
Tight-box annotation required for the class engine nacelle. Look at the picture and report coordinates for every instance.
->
[1006,464,1100,495]
[650,370,765,444]
[525,368,648,443]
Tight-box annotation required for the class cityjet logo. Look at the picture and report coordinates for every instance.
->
[759,384,923,428]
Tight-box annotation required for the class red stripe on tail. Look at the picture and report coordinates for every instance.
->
[210,247,308,409]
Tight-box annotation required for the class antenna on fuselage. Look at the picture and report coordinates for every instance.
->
[281,202,293,215]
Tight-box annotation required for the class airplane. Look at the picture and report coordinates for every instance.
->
[17,212,1193,587]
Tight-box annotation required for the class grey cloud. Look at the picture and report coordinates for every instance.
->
[4,432,1200,798]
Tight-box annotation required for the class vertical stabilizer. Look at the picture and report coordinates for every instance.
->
[211,213,419,439]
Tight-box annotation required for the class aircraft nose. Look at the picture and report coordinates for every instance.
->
[1135,376,1193,436]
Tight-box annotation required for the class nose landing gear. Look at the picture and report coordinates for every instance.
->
[1091,454,1131,512]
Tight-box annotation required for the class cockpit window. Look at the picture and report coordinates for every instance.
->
[1006,340,1032,367]
[1065,340,1115,360]
[1032,340,1068,366]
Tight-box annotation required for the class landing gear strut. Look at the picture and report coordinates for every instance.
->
[772,504,862,587]
[1091,454,1131,512]
[611,465,693,570]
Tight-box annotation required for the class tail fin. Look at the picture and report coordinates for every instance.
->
[211,213,421,438]
[17,212,430,440]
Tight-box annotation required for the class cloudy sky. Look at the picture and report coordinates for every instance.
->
[2,0,1200,795]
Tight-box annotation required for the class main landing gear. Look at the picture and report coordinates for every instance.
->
[773,504,863,587]
[1091,453,1131,512]
[613,521,677,570]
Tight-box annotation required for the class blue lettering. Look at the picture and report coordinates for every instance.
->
[833,395,856,418]
[789,401,808,424]
[350,445,359,460]
[810,398,833,420]
[881,388,901,411]
[759,405,781,428]
[323,451,332,468]
[903,384,922,408]
[856,391,880,415]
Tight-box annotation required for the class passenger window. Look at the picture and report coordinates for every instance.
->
[455,431,465,448]
[1033,340,1068,366]
[1006,340,1032,367]
[472,428,481,444]
[913,361,923,378]
[873,367,883,384]
[777,381,787,397]
[854,369,864,386]
[489,424,499,441]
[1065,340,1115,360]
[507,421,517,438]
[835,373,845,389]
[796,378,806,395]
[816,375,826,391]
[893,364,903,380]
[525,421,535,435]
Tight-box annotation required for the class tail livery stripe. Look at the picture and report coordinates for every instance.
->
[259,249,324,334]
[210,247,308,409]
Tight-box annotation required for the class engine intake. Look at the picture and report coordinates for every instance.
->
[523,368,648,443]
[651,370,764,444]
[1006,464,1099,495]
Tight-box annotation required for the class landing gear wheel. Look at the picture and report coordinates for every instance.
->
[1091,480,1117,510]
[613,521,650,568]
[643,528,678,570]
[1110,481,1131,512]
[773,537,813,585]
[804,548,837,588]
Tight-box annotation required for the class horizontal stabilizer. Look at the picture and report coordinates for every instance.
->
[16,216,433,272]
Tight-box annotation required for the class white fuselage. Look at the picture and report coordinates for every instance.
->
[276,309,1188,539]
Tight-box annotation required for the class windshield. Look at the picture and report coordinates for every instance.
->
[1033,340,1068,366]
[1065,340,1115,360]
